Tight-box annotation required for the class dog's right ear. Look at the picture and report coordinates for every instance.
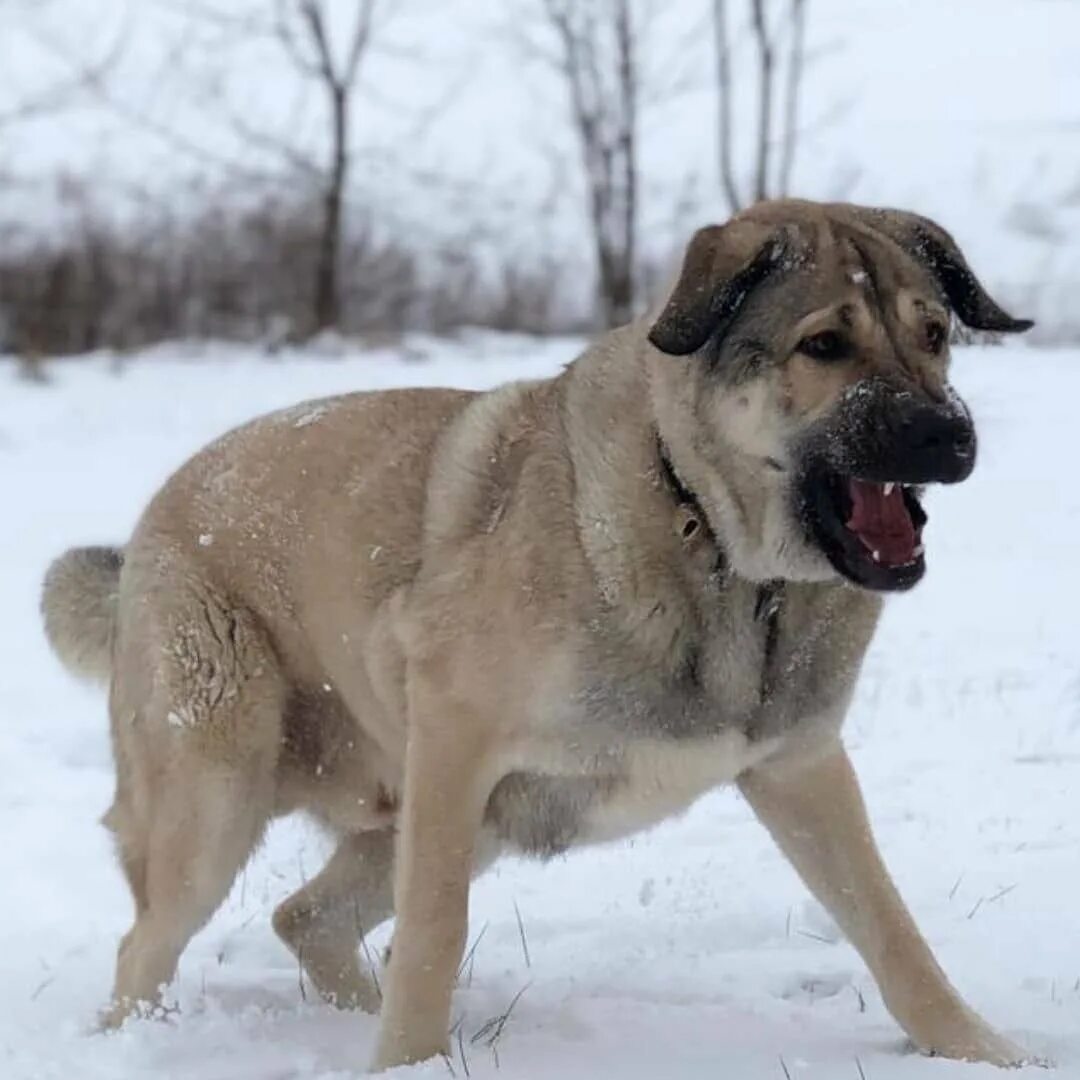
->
[836,206,1034,334]
[648,222,790,356]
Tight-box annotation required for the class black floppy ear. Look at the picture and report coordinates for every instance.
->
[648,222,790,356]
[841,206,1034,334]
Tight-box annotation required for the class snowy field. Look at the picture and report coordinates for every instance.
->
[1,334,1078,1079]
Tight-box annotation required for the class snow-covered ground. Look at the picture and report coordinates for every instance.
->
[1,334,1078,1079]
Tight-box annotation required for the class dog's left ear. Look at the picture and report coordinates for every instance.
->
[841,206,1034,334]
[648,221,792,356]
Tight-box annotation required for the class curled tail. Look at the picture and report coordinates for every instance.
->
[41,546,124,683]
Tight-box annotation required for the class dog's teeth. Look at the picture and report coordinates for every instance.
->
[871,549,881,563]
[883,482,895,496]
[914,544,924,556]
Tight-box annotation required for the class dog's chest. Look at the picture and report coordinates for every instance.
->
[484,582,861,859]
[485,730,774,858]
[580,729,777,842]
[577,580,791,740]
[484,623,774,857]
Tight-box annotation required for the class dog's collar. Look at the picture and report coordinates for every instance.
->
[655,435,784,627]
[656,436,713,550]
[656,435,736,590]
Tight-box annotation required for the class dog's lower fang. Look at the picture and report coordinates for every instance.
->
[846,478,919,567]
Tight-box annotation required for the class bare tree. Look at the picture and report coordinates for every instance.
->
[537,0,641,329]
[70,0,383,336]
[713,0,809,213]
[274,0,378,332]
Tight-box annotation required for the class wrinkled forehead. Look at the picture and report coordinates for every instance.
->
[769,219,949,329]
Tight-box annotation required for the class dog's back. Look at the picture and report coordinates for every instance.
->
[45,386,475,690]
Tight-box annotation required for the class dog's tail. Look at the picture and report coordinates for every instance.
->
[41,546,124,683]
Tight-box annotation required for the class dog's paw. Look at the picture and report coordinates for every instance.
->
[94,997,176,1033]
[321,977,382,1015]
[371,1035,448,1074]
[95,999,136,1033]
[908,1023,1034,1069]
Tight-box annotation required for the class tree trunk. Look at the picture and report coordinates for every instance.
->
[778,0,807,196]
[751,0,774,203]
[612,0,636,329]
[713,0,742,213]
[605,261,634,327]
[314,85,347,333]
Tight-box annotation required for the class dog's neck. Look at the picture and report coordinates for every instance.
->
[644,346,837,586]
[561,331,788,627]
[655,431,785,627]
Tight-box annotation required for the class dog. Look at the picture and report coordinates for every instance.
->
[42,199,1033,1071]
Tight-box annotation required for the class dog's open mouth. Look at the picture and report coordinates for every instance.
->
[846,478,925,567]
[803,470,929,591]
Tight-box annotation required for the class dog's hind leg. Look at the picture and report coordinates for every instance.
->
[273,826,502,1013]
[101,594,285,1029]
[272,828,395,1012]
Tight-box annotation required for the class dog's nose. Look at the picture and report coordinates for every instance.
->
[950,425,976,457]
[902,409,976,482]
[909,413,973,456]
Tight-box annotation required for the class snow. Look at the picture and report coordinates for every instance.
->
[1,334,1079,1079]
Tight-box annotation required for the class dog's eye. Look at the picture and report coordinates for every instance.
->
[797,330,849,362]
[924,320,947,354]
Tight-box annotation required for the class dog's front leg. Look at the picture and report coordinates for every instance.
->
[738,740,1026,1067]
[372,679,494,1072]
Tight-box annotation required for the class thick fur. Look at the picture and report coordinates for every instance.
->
[41,546,123,682]
[41,200,1032,1071]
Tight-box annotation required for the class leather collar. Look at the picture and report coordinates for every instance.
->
[655,435,784,626]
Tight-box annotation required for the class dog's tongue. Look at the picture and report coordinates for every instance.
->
[846,479,918,567]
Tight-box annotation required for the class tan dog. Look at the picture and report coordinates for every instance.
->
[42,200,1033,1071]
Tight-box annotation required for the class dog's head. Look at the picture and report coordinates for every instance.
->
[647,199,1033,592]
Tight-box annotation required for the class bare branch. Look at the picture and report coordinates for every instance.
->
[342,0,379,90]
[151,0,274,36]
[778,0,807,195]
[4,10,282,185]
[613,0,637,302]
[224,110,321,179]
[275,0,325,80]
[297,0,338,90]
[750,0,775,203]
[713,0,742,213]
[0,13,127,128]
[56,52,292,187]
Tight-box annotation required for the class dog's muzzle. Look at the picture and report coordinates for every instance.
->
[795,379,976,592]
[833,380,977,486]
